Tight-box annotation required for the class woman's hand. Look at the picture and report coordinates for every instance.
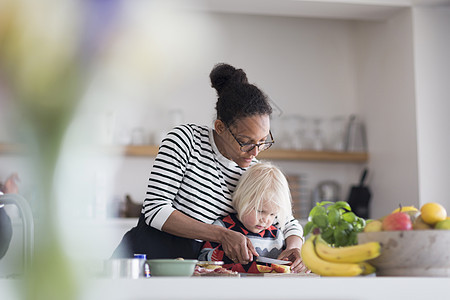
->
[278,235,310,273]
[220,229,258,264]
[278,248,309,273]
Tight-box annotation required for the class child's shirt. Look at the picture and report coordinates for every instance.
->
[198,213,285,273]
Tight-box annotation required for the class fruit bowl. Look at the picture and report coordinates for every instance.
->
[146,259,198,276]
[358,230,450,277]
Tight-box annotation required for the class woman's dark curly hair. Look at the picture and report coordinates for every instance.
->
[210,63,272,126]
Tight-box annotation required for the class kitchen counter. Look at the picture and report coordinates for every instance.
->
[2,276,449,300]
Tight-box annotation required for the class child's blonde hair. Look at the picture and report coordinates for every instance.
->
[232,161,292,228]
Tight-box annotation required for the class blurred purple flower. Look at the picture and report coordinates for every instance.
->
[81,0,121,63]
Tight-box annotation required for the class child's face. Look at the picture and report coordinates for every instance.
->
[240,201,279,233]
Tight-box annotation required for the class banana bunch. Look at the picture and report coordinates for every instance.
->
[301,234,380,276]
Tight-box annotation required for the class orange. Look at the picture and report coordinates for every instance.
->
[420,202,447,225]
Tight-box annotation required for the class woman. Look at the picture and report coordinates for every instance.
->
[112,63,305,272]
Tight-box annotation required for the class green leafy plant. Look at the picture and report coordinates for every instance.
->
[303,201,366,247]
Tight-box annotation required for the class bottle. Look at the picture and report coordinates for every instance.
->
[134,254,151,277]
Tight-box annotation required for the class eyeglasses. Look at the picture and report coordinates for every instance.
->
[226,126,274,153]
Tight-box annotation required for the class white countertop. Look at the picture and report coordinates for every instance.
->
[2,276,450,300]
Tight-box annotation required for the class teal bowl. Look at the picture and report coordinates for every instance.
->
[147,259,198,276]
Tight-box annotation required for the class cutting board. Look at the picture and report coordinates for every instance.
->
[241,272,319,277]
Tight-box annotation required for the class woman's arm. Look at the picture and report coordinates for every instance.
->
[162,210,258,264]
[143,125,257,263]
[142,125,199,230]
[197,219,225,262]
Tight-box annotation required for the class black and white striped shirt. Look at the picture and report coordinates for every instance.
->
[142,124,303,239]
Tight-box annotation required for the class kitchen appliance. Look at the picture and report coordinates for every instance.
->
[347,168,371,218]
[0,194,34,274]
[313,180,341,203]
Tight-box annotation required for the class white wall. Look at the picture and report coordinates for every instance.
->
[100,12,361,141]
[355,9,419,218]
[107,12,366,216]
[413,6,450,211]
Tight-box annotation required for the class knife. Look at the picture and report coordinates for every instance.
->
[255,256,291,265]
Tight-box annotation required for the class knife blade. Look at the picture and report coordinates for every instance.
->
[255,256,291,265]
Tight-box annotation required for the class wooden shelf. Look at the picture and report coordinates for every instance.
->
[122,145,160,157]
[258,148,368,162]
[114,145,368,163]
[0,143,368,162]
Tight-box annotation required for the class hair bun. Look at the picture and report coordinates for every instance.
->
[210,63,248,94]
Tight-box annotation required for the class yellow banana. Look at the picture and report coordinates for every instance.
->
[391,206,418,213]
[315,235,381,263]
[360,262,376,275]
[301,235,364,277]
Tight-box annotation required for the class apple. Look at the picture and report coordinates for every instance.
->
[364,220,383,232]
[256,265,273,273]
[381,206,420,223]
[271,263,291,273]
[382,212,412,231]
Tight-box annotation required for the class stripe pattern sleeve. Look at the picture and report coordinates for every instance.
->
[142,124,247,230]
[281,216,304,240]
